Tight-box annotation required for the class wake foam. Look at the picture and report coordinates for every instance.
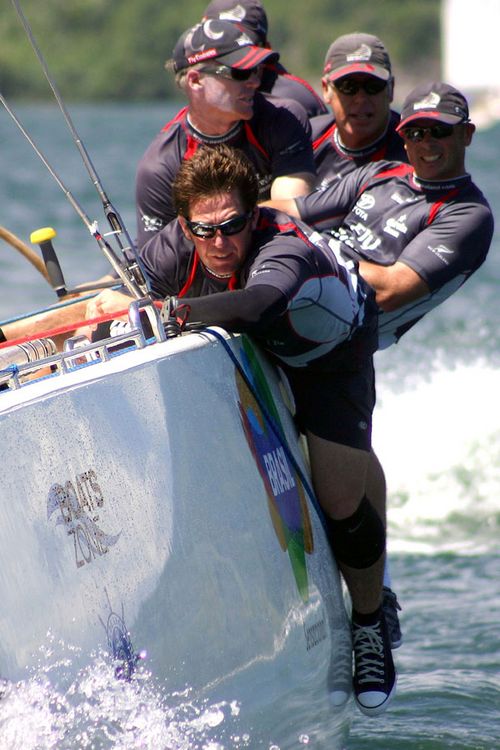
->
[373,361,500,554]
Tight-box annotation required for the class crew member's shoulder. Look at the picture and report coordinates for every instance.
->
[365,159,412,178]
[310,113,335,142]
[140,217,189,259]
[387,109,401,132]
[138,108,188,164]
[384,110,407,160]
[439,181,495,239]
[254,207,306,239]
[313,159,412,199]
[267,71,327,118]
[252,91,309,127]
[462,178,495,212]
[345,159,412,185]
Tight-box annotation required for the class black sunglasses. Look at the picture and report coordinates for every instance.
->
[332,76,388,96]
[200,64,261,82]
[399,123,456,142]
[186,211,253,239]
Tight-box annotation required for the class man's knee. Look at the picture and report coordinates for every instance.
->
[324,495,386,569]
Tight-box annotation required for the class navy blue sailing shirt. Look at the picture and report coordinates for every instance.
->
[139,208,377,370]
[295,161,494,348]
[135,93,315,248]
[311,110,407,187]
[260,61,328,119]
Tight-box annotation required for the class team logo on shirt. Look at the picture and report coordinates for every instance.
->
[357,194,375,211]
[428,244,454,265]
[319,175,342,189]
[141,213,166,234]
[383,214,408,238]
[353,193,376,221]
[341,222,381,252]
[257,173,272,197]
[278,139,307,156]
[390,191,418,205]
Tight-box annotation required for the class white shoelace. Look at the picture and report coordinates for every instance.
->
[352,622,385,685]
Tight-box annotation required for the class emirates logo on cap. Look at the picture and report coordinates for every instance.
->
[413,92,441,111]
[346,43,372,62]
[204,20,225,39]
[218,4,247,23]
[187,49,218,64]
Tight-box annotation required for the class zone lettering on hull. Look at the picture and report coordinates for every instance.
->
[47,469,121,569]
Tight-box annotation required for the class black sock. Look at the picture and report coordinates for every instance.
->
[352,607,381,627]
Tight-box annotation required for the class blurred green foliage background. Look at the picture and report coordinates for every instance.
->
[1,0,442,104]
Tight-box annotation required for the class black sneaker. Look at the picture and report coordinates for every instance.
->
[382,586,403,649]
[352,613,397,716]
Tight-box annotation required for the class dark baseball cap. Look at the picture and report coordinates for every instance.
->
[397,82,470,129]
[323,32,392,81]
[171,19,277,72]
[203,0,268,46]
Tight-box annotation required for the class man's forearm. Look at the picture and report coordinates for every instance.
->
[259,196,300,216]
[359,260,430,312]
[1,299,90,342]
[270,172,315,200]
[176,285,287,333]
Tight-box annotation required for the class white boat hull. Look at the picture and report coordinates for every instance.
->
[0,328,352,747]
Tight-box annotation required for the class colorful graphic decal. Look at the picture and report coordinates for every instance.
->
[47,469,121,569]
[99,591,145,681]
[236,337,314,602]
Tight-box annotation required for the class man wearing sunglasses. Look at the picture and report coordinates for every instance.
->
[263,78,494,656]
[285,81,493,349]
[135,18,316,249]
[312,33,407,186]
[92,142,396,716]
[202,0,328,119]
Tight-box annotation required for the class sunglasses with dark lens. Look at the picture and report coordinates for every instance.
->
[400,123,456,142]
[200,64,261,82]
[186,211,253,239]
[332,77,388,96]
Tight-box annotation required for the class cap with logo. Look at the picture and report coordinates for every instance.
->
[202,0,268,46]
[323,32,392,82]
[171,19,278,72]
[397,82,470,130]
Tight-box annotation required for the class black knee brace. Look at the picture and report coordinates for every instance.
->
[324,495,385,569]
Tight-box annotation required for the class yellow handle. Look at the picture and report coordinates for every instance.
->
[0,225,51,282]
[30,226,57,244]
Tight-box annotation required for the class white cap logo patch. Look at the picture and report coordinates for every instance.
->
[346,43,372,62]
[413,91,441,111]
[204,20,226,40]
[218,5,247,23]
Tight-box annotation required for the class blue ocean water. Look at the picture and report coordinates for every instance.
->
[0,103,499,749]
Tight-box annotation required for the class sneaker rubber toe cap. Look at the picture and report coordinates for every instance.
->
[355,681,397,716]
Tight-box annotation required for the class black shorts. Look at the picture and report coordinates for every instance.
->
[282,356,375,452]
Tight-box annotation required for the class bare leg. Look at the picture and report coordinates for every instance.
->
[306,432,384,614]
[367,450,396,587]
[366,450,386,524]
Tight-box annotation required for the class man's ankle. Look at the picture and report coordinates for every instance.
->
[352,606,381,627]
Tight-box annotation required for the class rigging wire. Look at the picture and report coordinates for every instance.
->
[5,0,149,299]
